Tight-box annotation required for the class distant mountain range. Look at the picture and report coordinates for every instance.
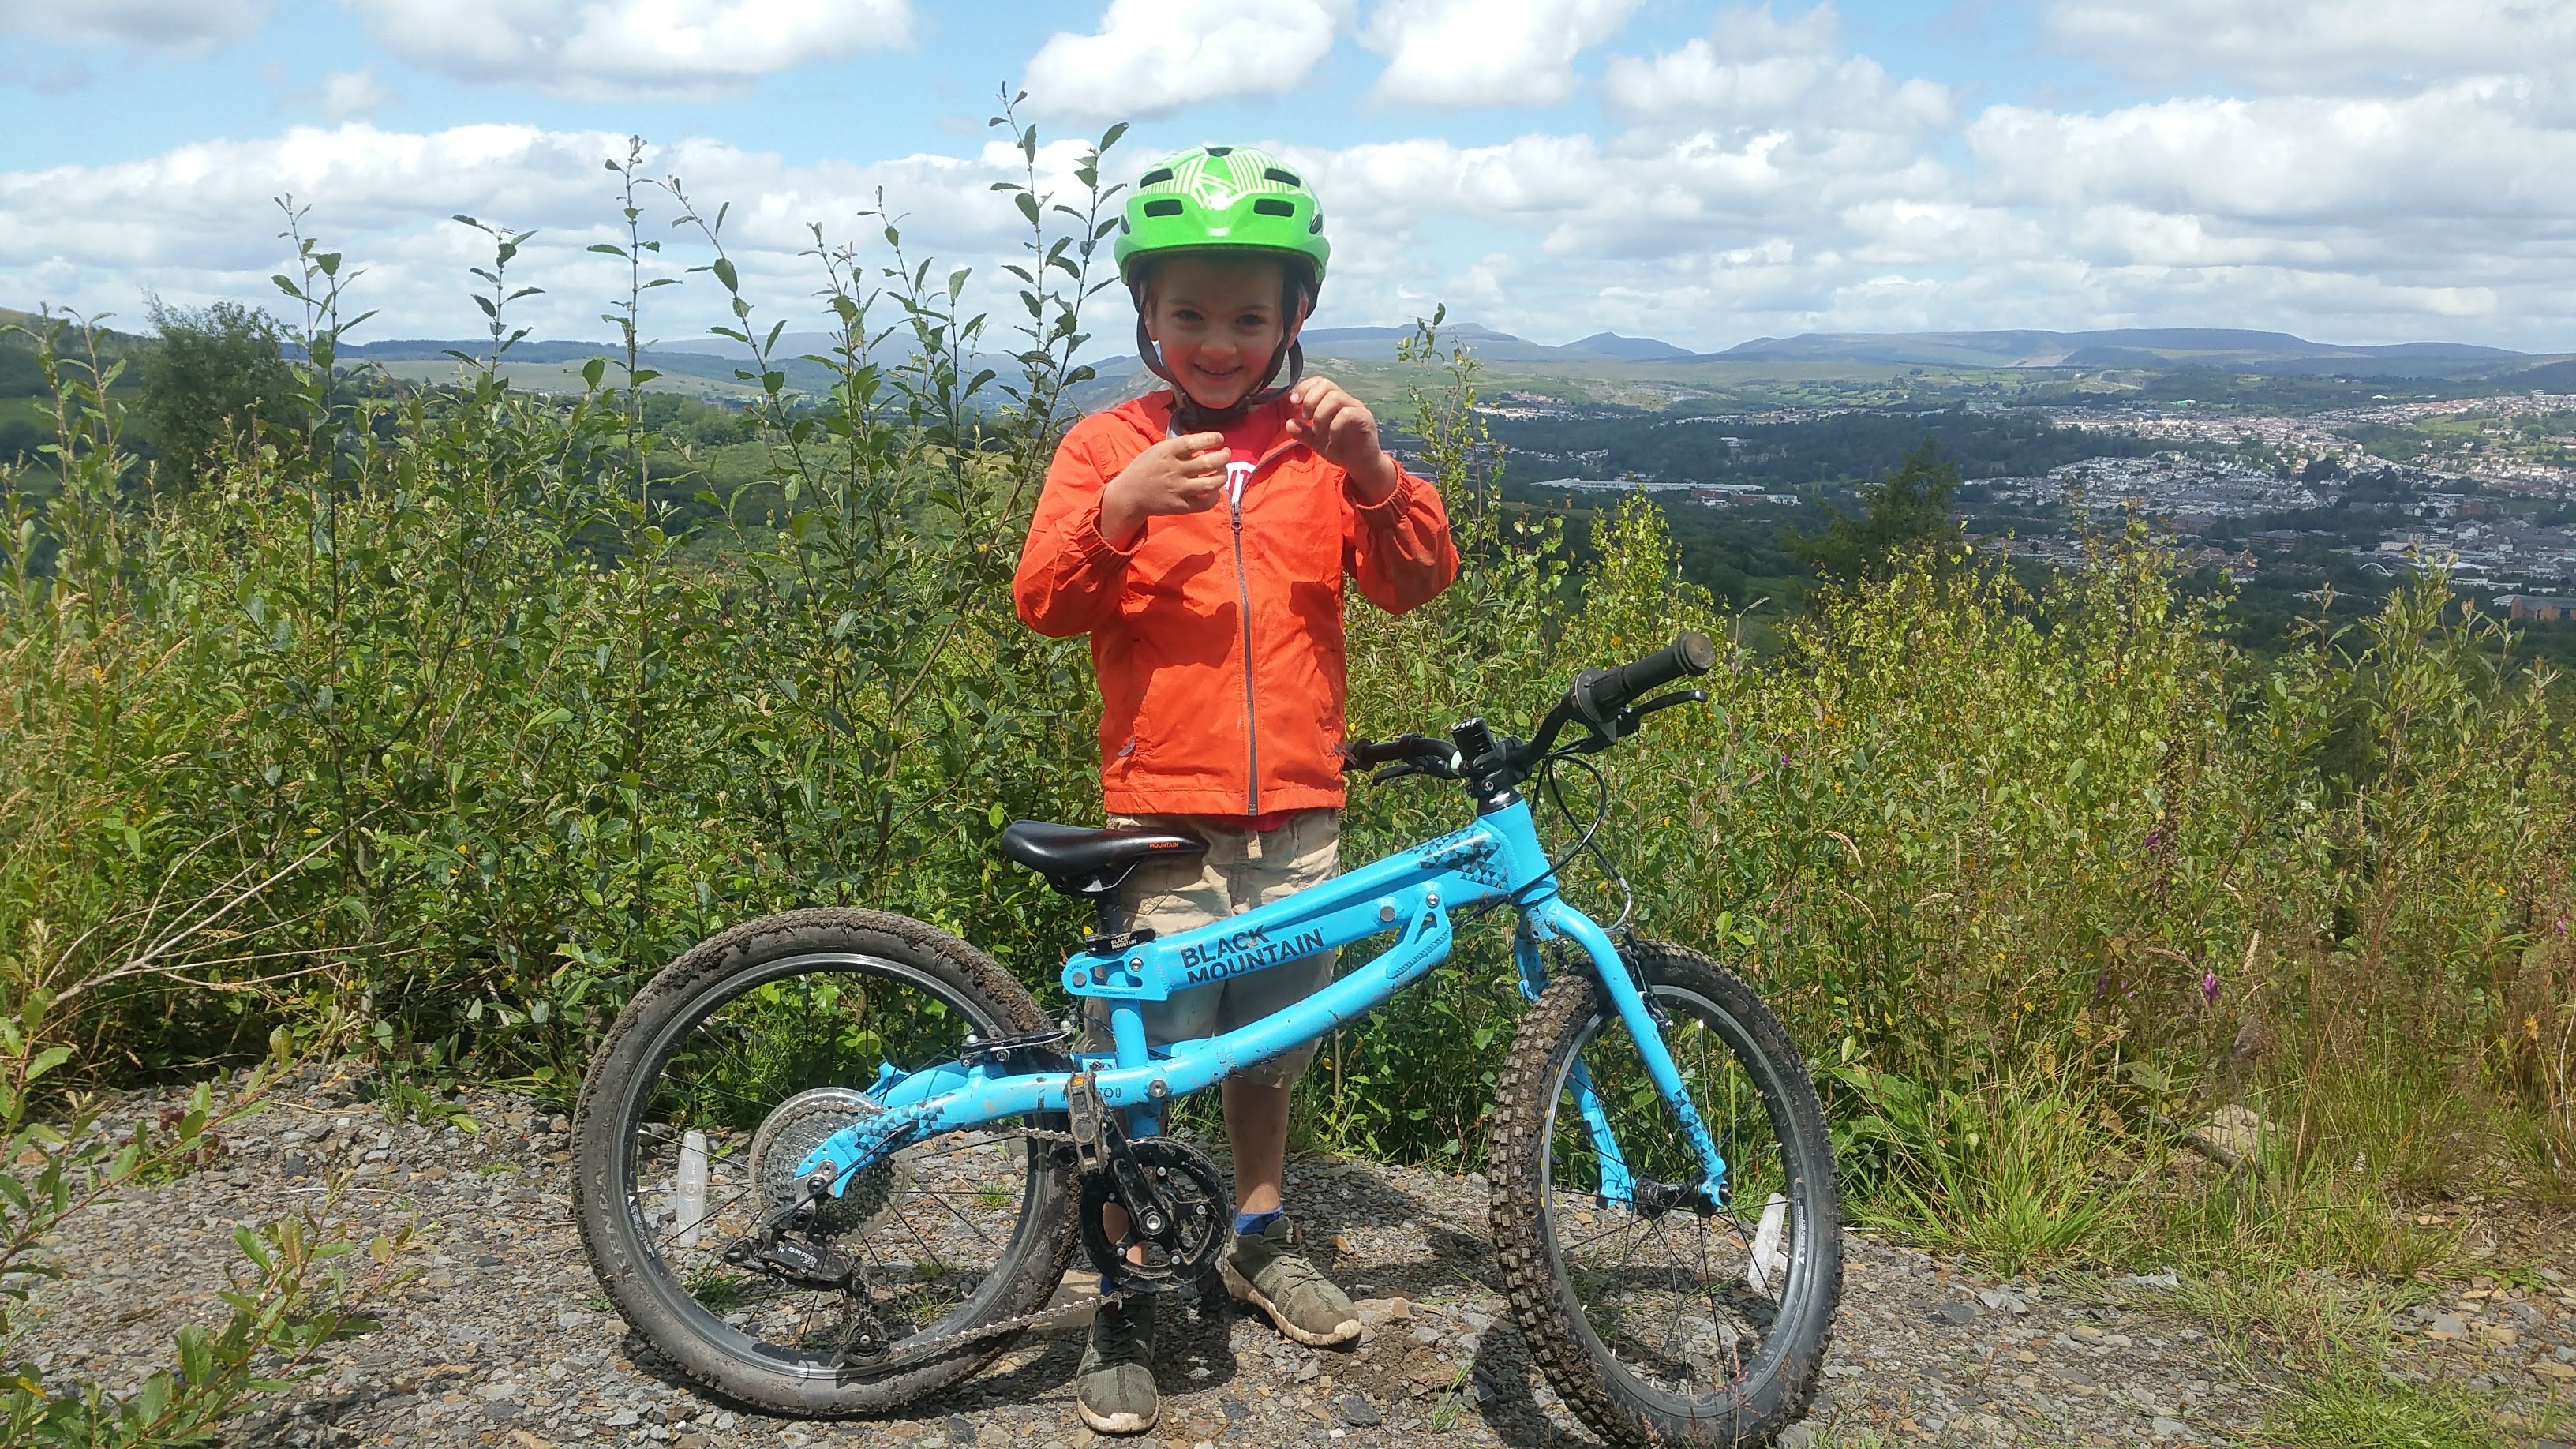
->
[283,323,2574,382]
[1708,328,2538,376]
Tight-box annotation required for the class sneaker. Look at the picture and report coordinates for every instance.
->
[1074,1295,1158,1435]
[1219,1215,1361,1346]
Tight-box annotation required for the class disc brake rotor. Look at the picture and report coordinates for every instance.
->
[747,1088,903,1237]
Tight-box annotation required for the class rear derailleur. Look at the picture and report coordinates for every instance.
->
[724,1169,897,1363]
[1067,1071,1232,1293]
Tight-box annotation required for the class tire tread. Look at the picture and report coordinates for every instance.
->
[1488,940,1842,1447]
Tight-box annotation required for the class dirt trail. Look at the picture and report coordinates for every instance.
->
[21,1070,2574,1447]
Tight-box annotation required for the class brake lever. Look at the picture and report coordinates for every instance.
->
[1622,688,1708,728]
[1563,689,1710,754]
[1370,762,1421,784]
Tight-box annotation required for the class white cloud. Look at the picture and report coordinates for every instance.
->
[2044,0,2576,94]
[0,123,1106,343]
[1271,58,2576,350]
[13,3,2576,361]
[1601,4,1949,132]
[7,0,265,54]
[346,0,912,99]
[1362,0,1640,107]
[1022,0,1350,118]
[1601,2,1833,116]
[1967,80,2576,224]
[0,54,94,94]
[317,65,388,120]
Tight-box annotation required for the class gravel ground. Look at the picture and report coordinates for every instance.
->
[21,1068,2575,1448]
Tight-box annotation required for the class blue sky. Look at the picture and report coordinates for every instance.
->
[7,2,2574,352]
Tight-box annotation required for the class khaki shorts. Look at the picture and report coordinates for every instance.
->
[1081,807,1339,1089]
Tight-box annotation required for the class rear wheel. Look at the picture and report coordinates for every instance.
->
[572,908,1076,1415]
[1489,940,1842,1446]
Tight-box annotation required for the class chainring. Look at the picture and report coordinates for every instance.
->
[747,1088,903,1237]
[1079,1136,1233,1287]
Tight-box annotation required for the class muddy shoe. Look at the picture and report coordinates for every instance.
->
[1219,1215,1361,1346]
[1075,1295,1159,1435]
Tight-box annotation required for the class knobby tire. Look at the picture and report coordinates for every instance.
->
[1489,940,1844,1447]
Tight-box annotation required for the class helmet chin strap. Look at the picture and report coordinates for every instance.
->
[1134,312,1305,435]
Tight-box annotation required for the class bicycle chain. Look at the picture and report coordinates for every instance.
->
[836,1124,1192,1374]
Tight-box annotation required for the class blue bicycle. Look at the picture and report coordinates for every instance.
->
[573,632,1844,1445]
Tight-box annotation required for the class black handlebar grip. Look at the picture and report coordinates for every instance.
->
[1601,631,1717,712]
[1346,738,1413,769]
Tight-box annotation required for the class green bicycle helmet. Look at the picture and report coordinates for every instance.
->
[1116,144,1331,426]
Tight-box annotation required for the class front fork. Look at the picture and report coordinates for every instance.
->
[1515,905,1728,1212]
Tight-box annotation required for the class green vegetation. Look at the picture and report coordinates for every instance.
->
[1786,440,1964,592]
[2,110,2570,1441]
[136,298,301,486]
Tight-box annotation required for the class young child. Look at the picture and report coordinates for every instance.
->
[1013,144,1458,1434]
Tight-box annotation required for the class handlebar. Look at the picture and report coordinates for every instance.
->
[1530,630,1718,759]
[1348,630,1720,796]
[1576,631,1719,725]
[1339,733,1464,782]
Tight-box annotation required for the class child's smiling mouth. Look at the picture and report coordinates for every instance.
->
[1191,360,1242,381]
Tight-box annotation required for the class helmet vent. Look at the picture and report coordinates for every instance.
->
[1264,167,1301,186]
[1309,212,1325,234]
[1204,145,1234,157]
[1252,198,1295,218]
[1139,167,1174,187]
[1141,198,1185,218]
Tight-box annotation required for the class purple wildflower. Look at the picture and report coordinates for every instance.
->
[2199,972,2221,1005]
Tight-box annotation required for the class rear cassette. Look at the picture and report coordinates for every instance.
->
[747,1088,902,1236]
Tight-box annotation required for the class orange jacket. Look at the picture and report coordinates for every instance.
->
[1015,392,1459,817]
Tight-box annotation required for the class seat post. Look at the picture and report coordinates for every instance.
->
[1079,867,1138,956]
[1091,891,1129,945]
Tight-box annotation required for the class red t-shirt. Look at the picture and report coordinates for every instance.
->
[1218,402,1281,508]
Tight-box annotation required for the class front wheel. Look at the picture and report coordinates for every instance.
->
[1489,940,1842,1447]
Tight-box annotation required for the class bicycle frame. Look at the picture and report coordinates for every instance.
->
[797,795,1728,1211]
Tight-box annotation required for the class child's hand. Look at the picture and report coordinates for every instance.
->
[1099,431,1229,546]
[1287,376,1399,504]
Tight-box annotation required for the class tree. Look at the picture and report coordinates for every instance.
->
[139,298,300,485]
[1788,437,1963,592]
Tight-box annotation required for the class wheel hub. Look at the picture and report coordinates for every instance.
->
[747,1088,900,1236]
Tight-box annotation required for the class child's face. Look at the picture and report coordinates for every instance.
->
[1142,254,1302,411]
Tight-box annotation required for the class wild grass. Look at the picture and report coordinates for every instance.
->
[1828,1060,2145,1276]
[2272,1371,2525,1449]
[2176,1266,2550,1449]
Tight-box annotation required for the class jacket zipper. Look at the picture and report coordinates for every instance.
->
[1170,400,1302,818]
[1230,489,1260,815]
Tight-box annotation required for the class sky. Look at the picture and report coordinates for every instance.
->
[5,0,2574,355]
